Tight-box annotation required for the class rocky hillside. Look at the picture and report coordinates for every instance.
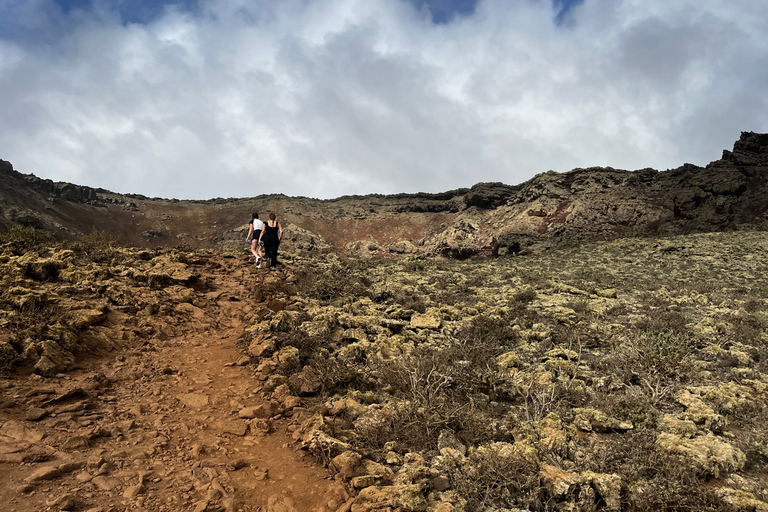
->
[5,229,767,511]
[2,131,767,256]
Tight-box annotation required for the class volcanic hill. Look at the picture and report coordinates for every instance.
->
[2,131,767,257]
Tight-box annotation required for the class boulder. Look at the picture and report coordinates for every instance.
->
[67,309,106,329]
[33,340,75,376]
[573,408,632,432]
[248,337,275,359]
[332,450,364,480]
[656,433,746,477]
[410,312,442,330]
[351,484,428,512]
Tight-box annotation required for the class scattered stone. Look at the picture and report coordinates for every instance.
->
[75,471,93,483]
[33,341,75,376]
[123,483,146,499]
[61,435,90,451]
[410,312,442,330]
[219,420,249,436]
[332,451,363,480]
[267,493,298,512]
[58,461,84,474]
[250,418,272,434]
[16,483,35,493]
[248,337,275,359]
[68,309,106,329]
[178,393,210,408]
[437,430,466,456]
[251,400,281,419]
[24,407,50,421]
[91,475,122,491]
[283,396,302,411]
[238,407,258,419]
[118,420,137,431]
[25,465,62,482]
[47,493,77,510]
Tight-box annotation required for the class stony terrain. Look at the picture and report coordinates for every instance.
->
[0,234,345,512]
[2,228,768,511]
[2,132,767,257]
[236,230,768,512]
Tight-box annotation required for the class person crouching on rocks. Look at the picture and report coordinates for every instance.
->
[246,212,264,268]
[258,213,283,271]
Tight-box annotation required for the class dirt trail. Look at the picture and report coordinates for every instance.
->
[0,254,344,512]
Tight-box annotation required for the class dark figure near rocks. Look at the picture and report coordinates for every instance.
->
[258,213,283,271]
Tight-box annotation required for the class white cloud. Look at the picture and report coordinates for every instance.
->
[0,0,766,199]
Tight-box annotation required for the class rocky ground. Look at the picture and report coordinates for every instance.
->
[240,230,768,511]
[0,233,346,512]
[2,228,768,511]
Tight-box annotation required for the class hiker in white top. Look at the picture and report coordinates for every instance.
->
[246,213,264,266]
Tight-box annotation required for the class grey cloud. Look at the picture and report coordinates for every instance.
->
[0,0,767,199]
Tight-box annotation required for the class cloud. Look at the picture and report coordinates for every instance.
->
[0,0,766,199]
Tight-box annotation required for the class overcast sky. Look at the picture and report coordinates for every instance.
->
[1,0,766,200]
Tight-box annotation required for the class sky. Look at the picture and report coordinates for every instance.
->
[0,0,766,200]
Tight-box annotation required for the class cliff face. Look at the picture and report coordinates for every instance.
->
[2,131,767,256]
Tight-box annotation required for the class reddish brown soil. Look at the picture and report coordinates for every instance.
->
[0,255,341,512]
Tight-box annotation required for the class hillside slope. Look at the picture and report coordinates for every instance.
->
[2,131,766,255]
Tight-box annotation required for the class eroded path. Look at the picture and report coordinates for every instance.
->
[0,253,344,512]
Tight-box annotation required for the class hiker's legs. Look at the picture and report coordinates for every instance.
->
[265,241,278,266]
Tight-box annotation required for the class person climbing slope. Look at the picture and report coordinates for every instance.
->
[246,212,264,268]
[258,213,283,271]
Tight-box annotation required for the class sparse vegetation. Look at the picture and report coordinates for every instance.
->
[3,226,768,511]
[248,231,768,511]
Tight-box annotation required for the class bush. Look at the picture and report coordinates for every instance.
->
[71,229,122,263]
[580,433,735,512]
[447,442,541,511]
[0,226,54,253]
[600,388,660,430]
[293,258,374,304]
[599,331,697,405]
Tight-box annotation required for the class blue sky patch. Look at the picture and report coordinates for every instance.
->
[410,0,584,24]
[54,0,198,25]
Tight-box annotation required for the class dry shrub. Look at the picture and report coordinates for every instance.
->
[293,258,374,303]
[565,298,592,317]
[736,409,768,471]
[447,442,541,511]
[360,317,521,451]
[598,332,697,405]
[273,328,318,366]
[599,388,660,430]
[307,353,361,395]
[0,341,20,374]
[730,311,768,347]
[512,288,538,304]
[0,226,54,253]
[634,308,689,334]
[388,286,428,313]
[70,229,122,263]
[581,433,735,512]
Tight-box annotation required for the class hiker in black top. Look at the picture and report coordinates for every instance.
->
[258,213,283,270]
